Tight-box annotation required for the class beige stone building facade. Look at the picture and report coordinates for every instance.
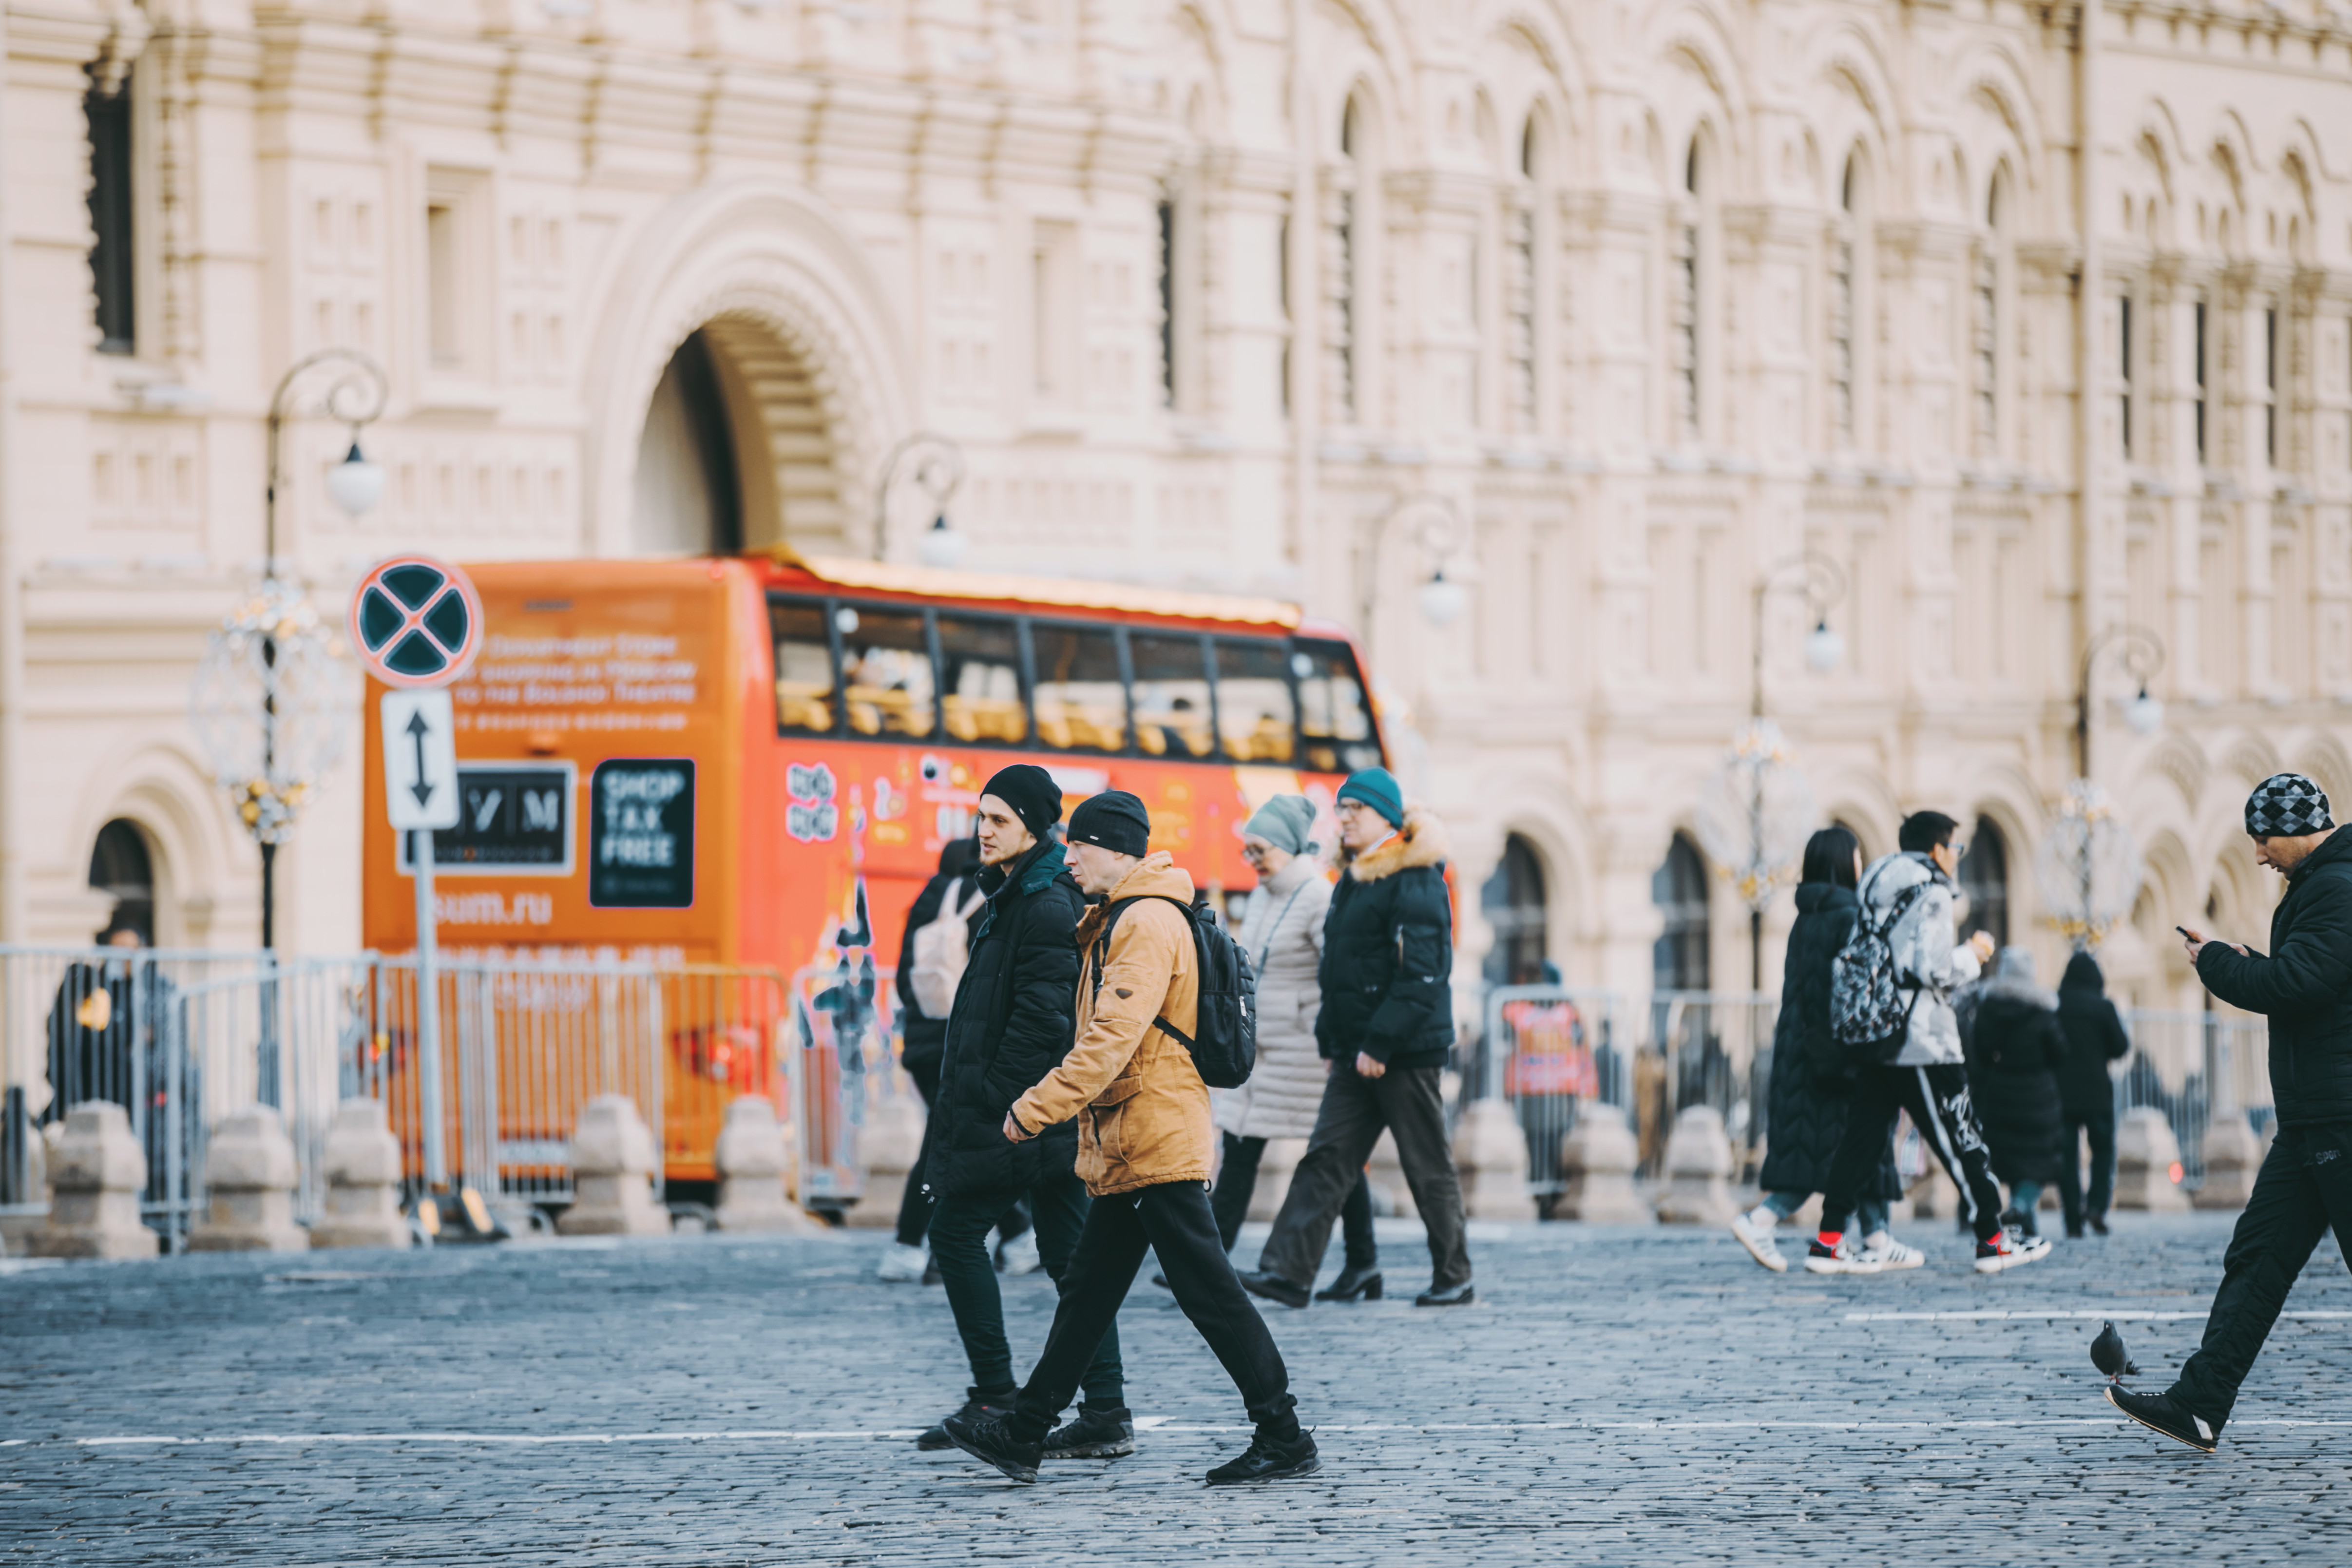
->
[2,0,2349,1030]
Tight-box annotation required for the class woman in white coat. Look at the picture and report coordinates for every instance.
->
[1212,795,1381,1301]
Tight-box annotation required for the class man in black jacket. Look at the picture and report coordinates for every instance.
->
[2055,951,2131,1238]
[2113,773,2352,1453]
[1241,768,1473,1308]
[912,765,1128,1459]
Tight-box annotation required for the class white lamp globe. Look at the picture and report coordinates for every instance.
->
[326,442,386,518]
[1803,619,1845,674]
[1417,571,1470,627]
[917,516,969,570]
[2125,687,2166,737]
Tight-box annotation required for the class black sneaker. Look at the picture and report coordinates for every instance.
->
[2108,1386,2222,1453]
[914,1387,1013,1452]
[1043,1405,1135,1459]
[939,1410,1043,1484]
[1205,1428,1320,1485]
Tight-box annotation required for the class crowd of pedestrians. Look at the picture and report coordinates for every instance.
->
[870,758,2345,1472]
[880,765,1476,1485]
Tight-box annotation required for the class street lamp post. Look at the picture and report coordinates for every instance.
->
[1362,493,1472,633]
[2034,624,2165,950]
[874,431,967,568]
[1700,555,1848,989]
[193,350,387,953]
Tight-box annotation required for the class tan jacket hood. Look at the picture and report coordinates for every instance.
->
[1011,849,1213,1195]
[1343,804,1448,883]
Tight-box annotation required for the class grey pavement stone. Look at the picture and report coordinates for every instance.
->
[0,1213,2347,1563]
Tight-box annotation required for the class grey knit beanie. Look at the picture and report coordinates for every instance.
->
[2245,773,2334,838]
[1243,795,1319,857]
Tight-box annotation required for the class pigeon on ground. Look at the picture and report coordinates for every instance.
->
[2090,1320,2140,1380]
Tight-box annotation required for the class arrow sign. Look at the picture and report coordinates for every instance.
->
[382,689,460,832]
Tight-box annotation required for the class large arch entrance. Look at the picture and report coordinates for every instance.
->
[628,311,852,557]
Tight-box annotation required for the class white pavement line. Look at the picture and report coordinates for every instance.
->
[1843,1309,2352,1323]
[18,1416,2352,1450]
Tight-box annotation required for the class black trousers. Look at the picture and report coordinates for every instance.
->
[1210,1131,1377,1265]
[1821,1062,2007,1244]
[2173,1121,2352,1423]
[1011,1181,1296,1445]
[2058,1110,2117,1234]
[894,1059,1031,1251]
[1258,1063,1471,1293]
[932,1171,1120,1403]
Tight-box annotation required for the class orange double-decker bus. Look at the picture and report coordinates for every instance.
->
[361,550,1387,1196]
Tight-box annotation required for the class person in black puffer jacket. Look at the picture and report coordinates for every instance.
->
[2115,773,2352,1453]
[1242,767,1473,1309]
[877,837,1002,1280]
[2055,951,2130,1237]
[913,766,1125,1454]
[1730,826,1906,1273]
[1957,947,2067,1236]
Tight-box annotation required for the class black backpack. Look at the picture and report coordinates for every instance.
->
[1090,894,1257,1089]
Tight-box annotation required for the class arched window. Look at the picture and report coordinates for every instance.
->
[1958,815,2009,948]
[1481,834,1549,987]
[631,328,743,555]
[1672,140,1704,443]
[1652,832,1711,992]
[1504,114,1541,438]
[89,819,154,945]
[1829,153,1860,450]
[1325,97,1363,424]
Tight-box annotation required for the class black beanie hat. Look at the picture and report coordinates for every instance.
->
[1068,790,1151,859]
[980,765,1062,840]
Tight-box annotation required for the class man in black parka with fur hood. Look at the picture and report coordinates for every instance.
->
[914,765,1126,1455]
[1241,768,1474,1309]
[2113,773,2352,1453]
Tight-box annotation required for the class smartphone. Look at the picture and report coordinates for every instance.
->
[2176,925,2194,939]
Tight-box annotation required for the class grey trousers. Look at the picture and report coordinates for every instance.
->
[1257,1062,1472,1293]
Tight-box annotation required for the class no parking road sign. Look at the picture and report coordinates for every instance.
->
[349,554,483,688]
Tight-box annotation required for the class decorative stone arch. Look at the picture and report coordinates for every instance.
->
[60,743,244,949]
[583,181,911,560]
[2291,731,2352,807]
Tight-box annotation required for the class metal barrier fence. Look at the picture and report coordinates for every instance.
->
[1479,987,1629,1201]
[2119,1009,2272,1191]
[0,945,874,1249]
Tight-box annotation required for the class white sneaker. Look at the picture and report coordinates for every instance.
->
[877,1242,929,1282]
[1973,1226,2053,1274]
[1855,1232,1925,1271]
[997,1228,1043,1276]
[1803,1236,1881,1275]
[1729,1209,1788,1273]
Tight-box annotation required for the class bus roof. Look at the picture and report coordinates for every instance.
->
[760,549,1305,632]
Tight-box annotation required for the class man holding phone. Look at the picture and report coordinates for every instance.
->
[2112,773,2352,1452]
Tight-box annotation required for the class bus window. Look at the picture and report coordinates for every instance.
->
[1294,639,1382,774]
[771,597,837,733]
[1213,638,1296,763]
[1130,632,1215,759]
[1032,621,1128,753]
[937,613,1027,744]
[837,605,935,739]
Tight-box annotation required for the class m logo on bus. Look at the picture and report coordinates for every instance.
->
[786,761,839,843]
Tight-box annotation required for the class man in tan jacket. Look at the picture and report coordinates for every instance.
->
[939,789,1320,1488]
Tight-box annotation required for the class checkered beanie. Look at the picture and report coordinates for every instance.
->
[2245,772,2334,837]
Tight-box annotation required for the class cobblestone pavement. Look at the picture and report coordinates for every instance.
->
[3,1210,2348,1565]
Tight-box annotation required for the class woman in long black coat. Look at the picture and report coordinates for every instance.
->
[1959,947,2069,1236]
[2054,951,2130,1236]
[1730,826,1906,1272]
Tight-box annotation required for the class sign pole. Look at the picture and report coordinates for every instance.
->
[413,826,447,1191]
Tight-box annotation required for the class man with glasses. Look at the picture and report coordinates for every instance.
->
[1807,810,2050,1276]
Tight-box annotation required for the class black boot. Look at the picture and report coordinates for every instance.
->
[1205,1427,1320,1484]
[1314,1263,1382,1302]
[915,1387,1013,1452]
[1414,1280,1475,1307]
[1044,1405,1135,1459]
[1238,1269,1311,1309]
